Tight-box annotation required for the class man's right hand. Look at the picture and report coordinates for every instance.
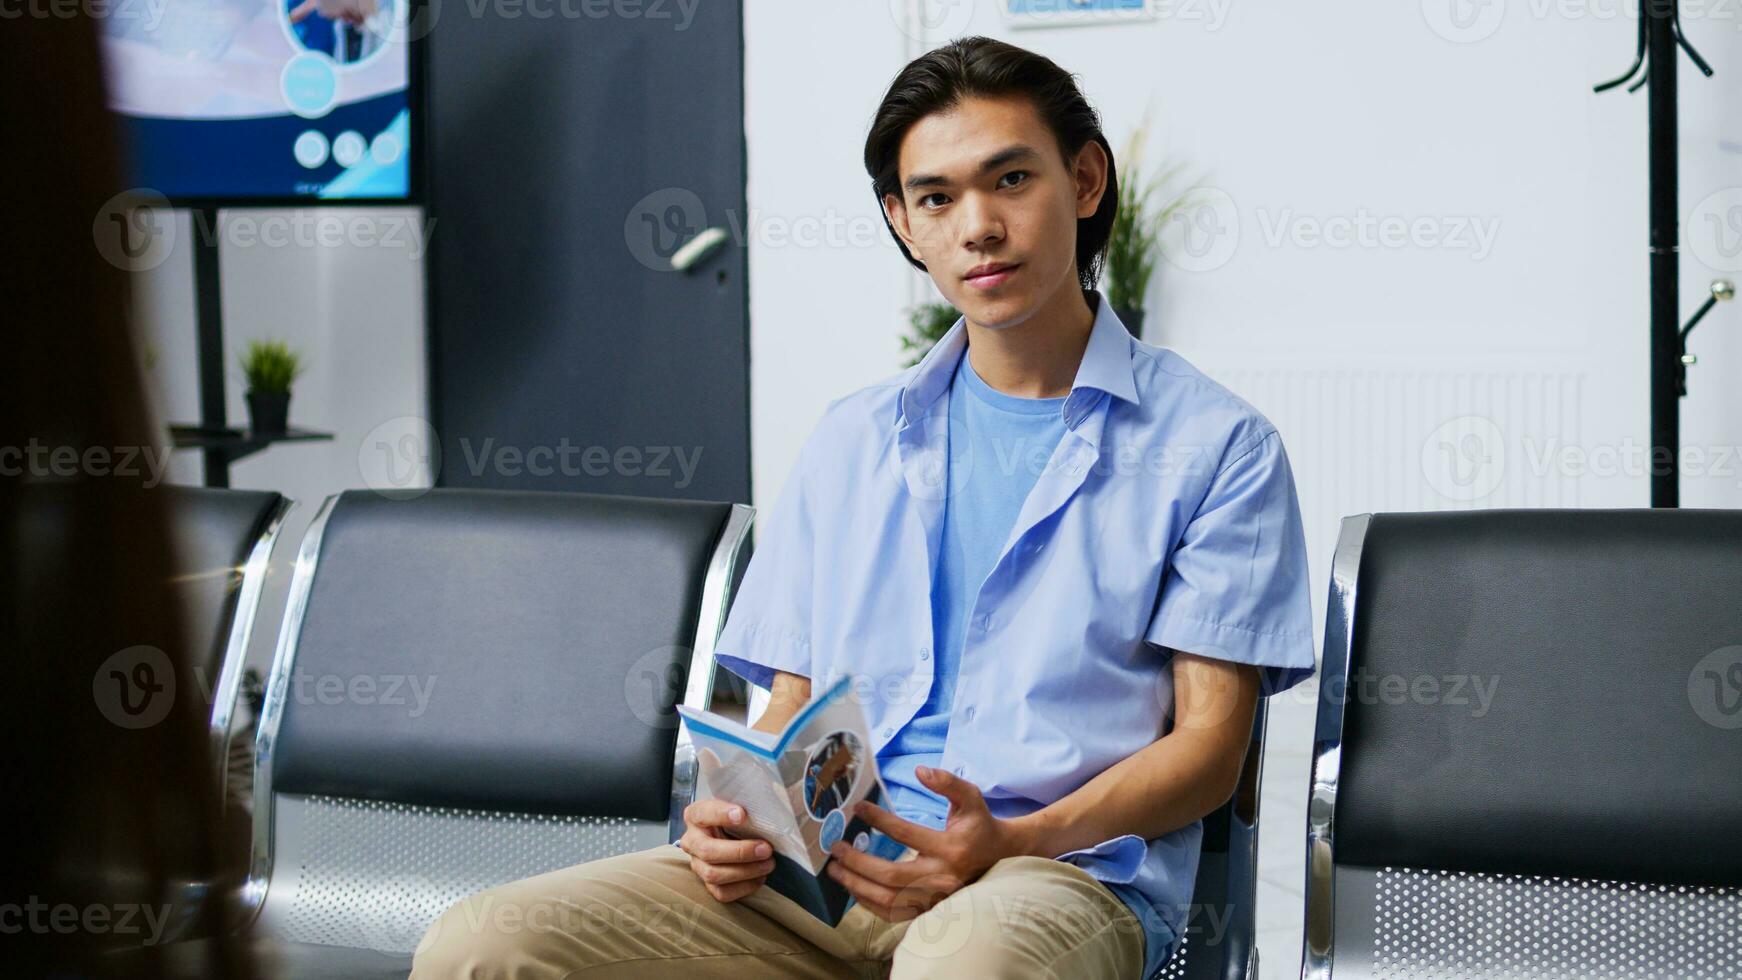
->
[678,798,777,903]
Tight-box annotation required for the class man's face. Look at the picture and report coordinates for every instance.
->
[882,93,1106,330]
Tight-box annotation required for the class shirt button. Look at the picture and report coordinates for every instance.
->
[980,616,994,631]
[882,727,893,738]
[963,705,976,721]
[919,647,931,660]
[953,766,965,777]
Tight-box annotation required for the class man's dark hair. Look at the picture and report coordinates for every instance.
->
[863,36,1119,293]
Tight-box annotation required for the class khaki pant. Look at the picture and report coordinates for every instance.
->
[410,843,1146,979]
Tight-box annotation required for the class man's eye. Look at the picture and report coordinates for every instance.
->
[919,193,948,209]
[1000,170,1030,189]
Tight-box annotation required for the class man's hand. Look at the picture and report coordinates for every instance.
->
[823,765,1033,921]
[678,799,777,903]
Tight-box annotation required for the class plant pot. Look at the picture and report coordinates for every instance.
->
[1113,305,1145,338]
[245,390,291,435]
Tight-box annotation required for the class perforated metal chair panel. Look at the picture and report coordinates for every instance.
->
[255,794,670,955]
[1325,864,1742,980]
[1155,932,1192,979]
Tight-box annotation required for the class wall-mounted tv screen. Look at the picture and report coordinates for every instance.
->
[101,0,415,202]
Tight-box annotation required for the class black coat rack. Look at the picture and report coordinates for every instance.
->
[1595,0,1729,507]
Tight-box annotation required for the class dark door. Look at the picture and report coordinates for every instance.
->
[425,1,749,504]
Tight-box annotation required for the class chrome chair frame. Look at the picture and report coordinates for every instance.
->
[241,493,755,935]
[1302,513,1368,980]
[206,495,296,793]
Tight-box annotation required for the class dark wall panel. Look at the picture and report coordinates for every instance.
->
[426,2,749,504]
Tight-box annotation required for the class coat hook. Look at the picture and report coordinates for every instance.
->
[1677,279,1734,396]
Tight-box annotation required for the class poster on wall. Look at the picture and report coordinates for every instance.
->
[1002,0,1157,29]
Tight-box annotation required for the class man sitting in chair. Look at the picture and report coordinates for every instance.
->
[413,35,1314,980]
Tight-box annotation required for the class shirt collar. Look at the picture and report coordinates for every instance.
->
[894,289,1140,433]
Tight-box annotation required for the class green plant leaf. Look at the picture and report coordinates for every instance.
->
[898,301,961,367]
[239,338,304,395]
[1104,119,1200,318]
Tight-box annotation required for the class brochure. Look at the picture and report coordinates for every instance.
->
[675,675,906,925]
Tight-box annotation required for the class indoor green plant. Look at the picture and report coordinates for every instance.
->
[898,300,961,367]
[1105,121,1195,338]
[240,338,303,435]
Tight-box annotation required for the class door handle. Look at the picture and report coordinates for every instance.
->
[669,226,729,273]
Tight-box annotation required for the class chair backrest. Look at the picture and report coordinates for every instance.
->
[1306,510,1742,980]
[248,488,752,954]
[10,482,290,785]
[1153,700,1268,980]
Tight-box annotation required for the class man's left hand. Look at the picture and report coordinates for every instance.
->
[825,765,1038,921]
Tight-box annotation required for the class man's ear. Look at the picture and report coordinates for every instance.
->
[1072,140,1110,220]
[882,192,923,262]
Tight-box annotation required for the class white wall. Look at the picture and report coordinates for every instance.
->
[744,3,1742,975]
[133,206,430,676]
[134,207,430,502]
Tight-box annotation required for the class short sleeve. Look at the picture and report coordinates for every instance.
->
[1144,428,1316,696]
[712,431,819,691]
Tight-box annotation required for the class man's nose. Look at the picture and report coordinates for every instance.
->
[956,192,1004,250]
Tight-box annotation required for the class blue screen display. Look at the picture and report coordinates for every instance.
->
[101,0,412,200]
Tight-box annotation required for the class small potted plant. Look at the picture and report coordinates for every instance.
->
[1106,119,1196,339]
[898,301,961,367]
[240,339,303,435]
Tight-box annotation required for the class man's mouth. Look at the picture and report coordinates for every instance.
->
[963,262,1020,289]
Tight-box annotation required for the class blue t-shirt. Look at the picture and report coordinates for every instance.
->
[878,348,1172,974]
[880,347,1068,815]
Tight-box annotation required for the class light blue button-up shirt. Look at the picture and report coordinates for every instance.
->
[714,289,1316,972]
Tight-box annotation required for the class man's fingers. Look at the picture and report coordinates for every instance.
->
[693,856,775,886]
[826,841,921,890]
[851,803,948,854]
[707,877,765,904]
[685,799,749,829]
[684,833,772,865]
[288,0,317,22]
[827,858,904,912]
[915,765,985,814]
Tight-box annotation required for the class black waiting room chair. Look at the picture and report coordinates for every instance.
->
[12,482,292,791]
[188,488,751,979]
[1304,510,1742,979]
[1155,701,1268,980]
